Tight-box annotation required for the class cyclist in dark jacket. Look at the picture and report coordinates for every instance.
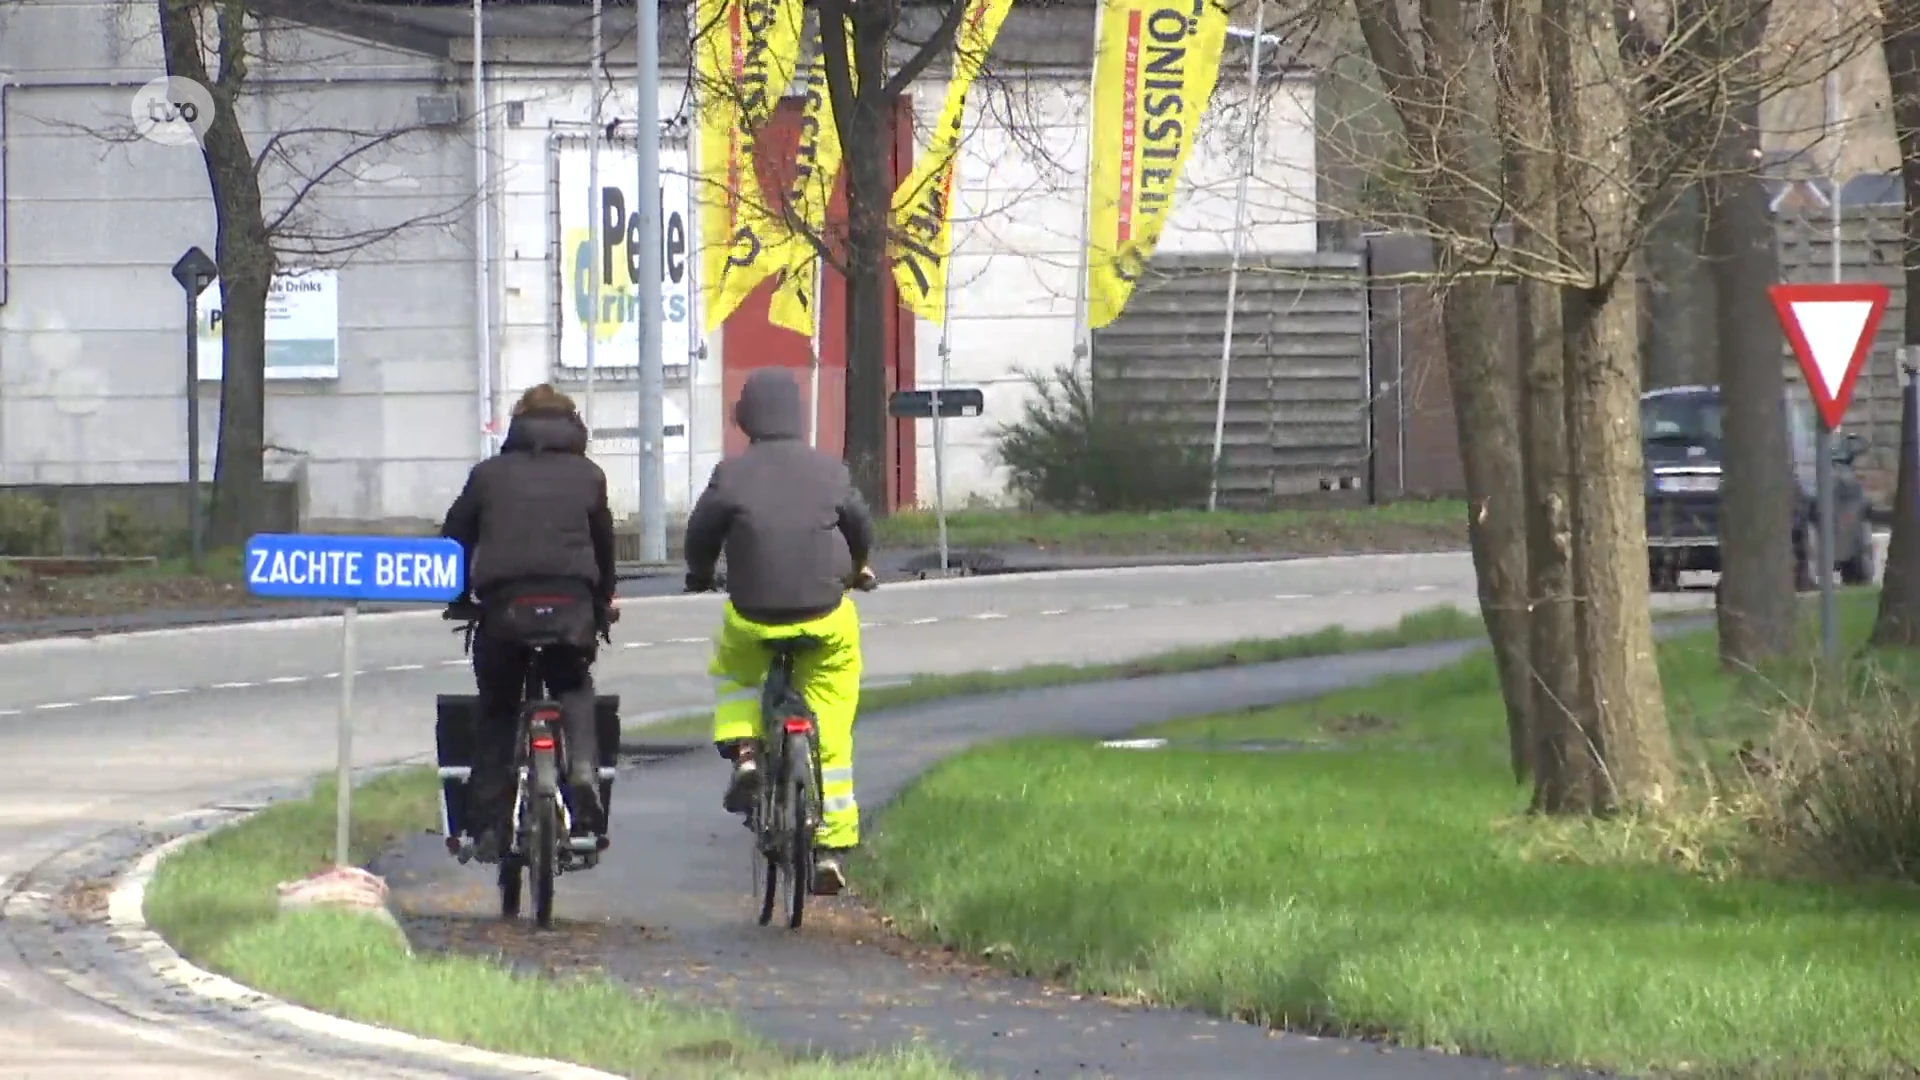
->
[442,384,617,862]
[684,368,875,894]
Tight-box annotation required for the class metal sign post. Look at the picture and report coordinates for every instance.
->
[170,247,218,573]
[243,533,467,867]
[1769,281,1890,661]
[889,388,986,573]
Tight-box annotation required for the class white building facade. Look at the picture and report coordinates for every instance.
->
[0,0,1317,525]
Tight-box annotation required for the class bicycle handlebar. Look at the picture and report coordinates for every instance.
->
[683,569,877,595]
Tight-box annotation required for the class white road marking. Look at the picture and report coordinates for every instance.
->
[0,586,1465,715]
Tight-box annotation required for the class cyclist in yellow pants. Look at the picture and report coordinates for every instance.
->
[683,368,875,895]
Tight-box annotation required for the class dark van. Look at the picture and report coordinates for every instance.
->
[1643,385,1875,591]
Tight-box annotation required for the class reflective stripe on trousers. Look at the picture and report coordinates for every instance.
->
[708,597,862,847]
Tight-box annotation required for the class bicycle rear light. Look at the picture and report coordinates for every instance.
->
[781,717,813,734]
[531,735,556,751]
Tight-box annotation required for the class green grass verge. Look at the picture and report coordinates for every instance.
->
[143,770,966,1078]
[860,587,1919,1077]
[626,604,1489,743]
[872,502,1467,554]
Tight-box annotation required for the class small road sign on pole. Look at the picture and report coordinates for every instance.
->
[244,533,467,867]
[170,246,218,573]
[1769,281,1890,662]
[890,387,987,573]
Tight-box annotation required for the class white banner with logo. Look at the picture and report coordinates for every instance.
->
[197,269,340,380]
[556,141,695,371]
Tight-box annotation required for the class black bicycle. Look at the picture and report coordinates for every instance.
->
[686,569,874,929]
[440,602,617,930]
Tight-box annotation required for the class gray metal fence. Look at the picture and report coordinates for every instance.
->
[1089,251,1373,508]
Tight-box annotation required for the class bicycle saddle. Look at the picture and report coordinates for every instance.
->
[762,635,826,656]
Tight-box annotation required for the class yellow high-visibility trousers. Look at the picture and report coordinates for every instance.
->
[708,597,862,848]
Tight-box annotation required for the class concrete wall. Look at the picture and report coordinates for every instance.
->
[0,0,479,524]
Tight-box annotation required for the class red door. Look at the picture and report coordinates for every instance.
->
[718,97,918,511]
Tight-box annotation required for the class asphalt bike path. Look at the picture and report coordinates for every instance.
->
[384,641,1620,1080]
[0,552,1717,1077]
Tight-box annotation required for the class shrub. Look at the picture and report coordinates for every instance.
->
[0,493,58,556]
[990,364,1210,512]
[1748,667,1920,883]
[94,503,171,557]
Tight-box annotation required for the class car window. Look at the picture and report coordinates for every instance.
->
[1641,394,1723,445]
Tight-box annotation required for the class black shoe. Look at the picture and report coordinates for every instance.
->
[569,779,605,835]
[811,848,850,896]
[723,745,761,815]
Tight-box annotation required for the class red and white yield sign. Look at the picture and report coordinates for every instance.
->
[1769,282,1891,430]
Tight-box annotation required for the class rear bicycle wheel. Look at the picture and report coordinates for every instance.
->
[531,797,558,929]
[784,733,816,930]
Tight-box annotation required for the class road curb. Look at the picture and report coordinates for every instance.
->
[104,809,627,1079]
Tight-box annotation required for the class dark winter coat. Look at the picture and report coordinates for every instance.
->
[442,408,617,604]
[684,369,875,623]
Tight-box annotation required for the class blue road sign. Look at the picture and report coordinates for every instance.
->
[244,533,466,603]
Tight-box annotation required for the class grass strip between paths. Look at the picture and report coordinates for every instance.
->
[873,503,1467,554]
[858,587,1917,1078]
[626,604,1488,743]
[142,602,1488,1078]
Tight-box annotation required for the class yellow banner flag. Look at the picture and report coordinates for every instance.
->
[1084,0,1228,329]
[692,0,805,333]
[767,17,851,339]
[889,0,1014,324]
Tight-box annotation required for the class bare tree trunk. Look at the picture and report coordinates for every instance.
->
[1497,0,1590,807]
[1440,274,1535,780]
[818,0,895,509]
[1873,4,1920,645]
[1354,0,1533,781]
[1547,0,1675,812]
[1642,187,1718,389]
[160,0,271,548]
[1702,3,1796,665]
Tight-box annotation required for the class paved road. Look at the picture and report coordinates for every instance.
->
[0,551,1711,1077]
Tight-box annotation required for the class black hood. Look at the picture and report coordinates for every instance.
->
[734,368,804,443]
[501,409,588,454]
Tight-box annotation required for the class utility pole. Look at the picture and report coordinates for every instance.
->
[635,0,667,561]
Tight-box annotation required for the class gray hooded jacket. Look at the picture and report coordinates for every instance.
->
[442,408,617,602]
[684,369,875,623]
